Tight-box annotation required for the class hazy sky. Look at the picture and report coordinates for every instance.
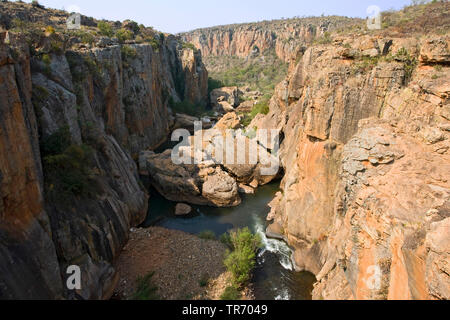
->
[22,0,412,34]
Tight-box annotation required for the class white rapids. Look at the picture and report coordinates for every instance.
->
[253,216,296,300]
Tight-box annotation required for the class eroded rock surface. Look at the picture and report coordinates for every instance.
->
[256,34,450,300]
[141,150,241,207]
[140,117,281,207]
[181,17,362,62]
[0,22,208,299]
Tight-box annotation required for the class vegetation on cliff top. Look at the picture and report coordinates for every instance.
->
[379,0,449,35]
[1,0,167,53]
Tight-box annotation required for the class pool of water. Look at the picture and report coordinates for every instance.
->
[141,180,316,300]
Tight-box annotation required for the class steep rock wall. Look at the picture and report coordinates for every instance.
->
[0,33,63,299]
[0,30,209,299]
[181,17,362,62]
[256,35,450,300]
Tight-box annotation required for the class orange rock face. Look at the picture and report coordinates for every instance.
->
[0,32,63,299]
[257,35,450,300]
[181,17,362,62]
[1,25,209,298]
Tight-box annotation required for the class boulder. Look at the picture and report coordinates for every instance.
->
[210,87,242,113]
[422,126,445,145]
[202,168,241,207]
[266,222,285,240]
[175,203,193,216]
[217,101,235,113]
[238,184,254,194]
[142,150,241,207]
[214,112,241,130]
[236,100,254,113]
[419,37,450,64]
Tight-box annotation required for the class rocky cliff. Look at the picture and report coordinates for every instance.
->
[181,17,362,63]
[0,2,208,299]
[255,34,450,300]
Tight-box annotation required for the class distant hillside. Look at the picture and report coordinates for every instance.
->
[180,16,363,62]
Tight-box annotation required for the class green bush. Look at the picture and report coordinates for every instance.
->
[39,53,52,75]
[40,126,72,156]
[97,21,114,37]
[32,85,49,110]
[79,32,95,45]
[67,30,95,45]
[314,31,333,45]
[351,56,381,75]
[11,18,29,33]
[220,285,241,300]
[198,231,216,241]
[41,127,97,199]
[434,65,443,72]
[44,144,95,197]
[121,45,137,61]
[169,99,211,117]
[250,100,269,117]
[393,47,417,82]
[131,272,159,300]
[199,274,210,287]
[240,97,270,127]
[381,47,418,82]
[208,77,225,94]
[220,233,233,250]
[41,53,51,64]
[116,28,134,43]
[182,42,197,52]
[223,227,262,287]
[146,37,160,51]
[10,19,43,46]
[31,0,44,8]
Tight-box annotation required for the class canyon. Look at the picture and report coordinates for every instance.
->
[253,35,450,300]
[181,1,450,300]
[0,0,449,300]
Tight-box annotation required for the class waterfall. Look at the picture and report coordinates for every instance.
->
[253,216,294,271]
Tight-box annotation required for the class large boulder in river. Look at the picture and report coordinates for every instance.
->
[172,113,213,133]
[202,169,241,207]
[139,119,281,207]
[140,150,241,207]
[175,203,193,215]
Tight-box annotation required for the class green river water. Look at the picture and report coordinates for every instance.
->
[141,180,316,300]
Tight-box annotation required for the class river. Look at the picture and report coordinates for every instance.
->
[140,180,316,300]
